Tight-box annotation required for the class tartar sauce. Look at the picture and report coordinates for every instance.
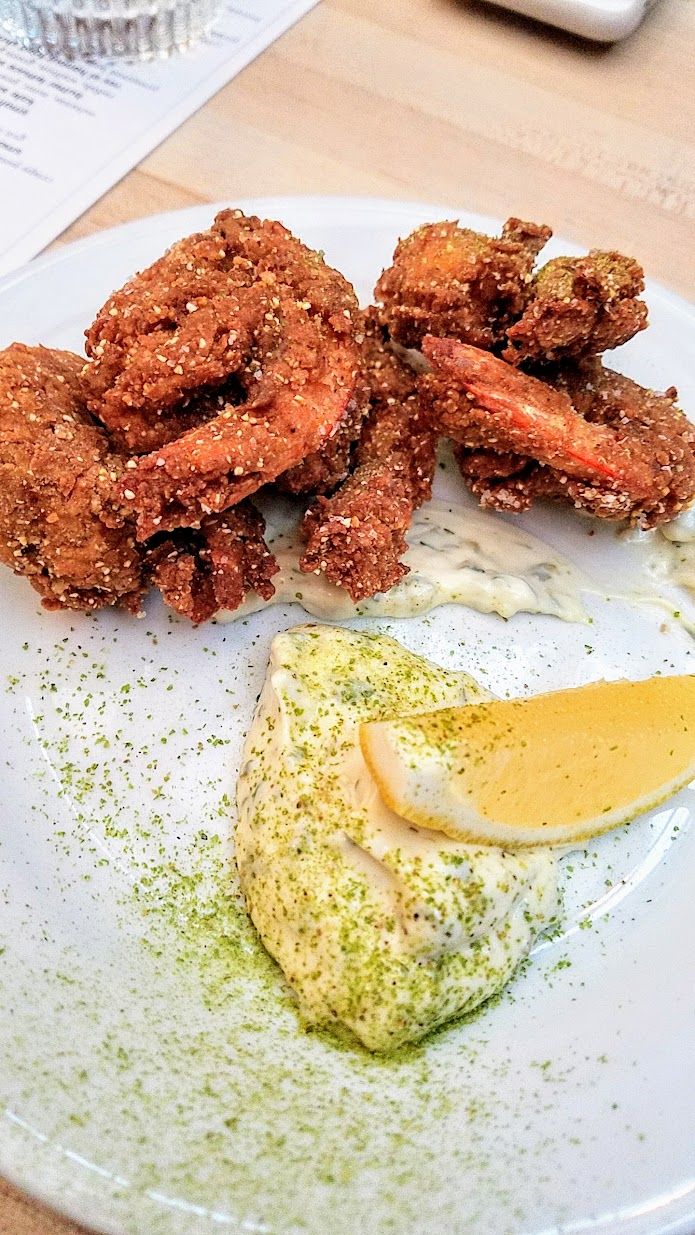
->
[222,498,586,625]
[235,625,559,1053]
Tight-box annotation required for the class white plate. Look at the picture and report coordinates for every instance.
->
[1,197,694,1235]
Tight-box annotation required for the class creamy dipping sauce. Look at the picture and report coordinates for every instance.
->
[222,498,586,625]
[650,508,695,596]
[235,626,559,1053]
[613,506,695,631]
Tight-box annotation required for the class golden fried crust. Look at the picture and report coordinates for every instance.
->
[144,503,278,623]
[118,301,361,540]
[84,209,360,456]
[301,464,417,601]
[300,317,437,601]
[279,305,424,497]
[441,355,695,527]
[277,373,369,496]
[83,210,362,538]
[503,251,648,364]
[554,360,695,524]
[0,344,143,612]
[357,306,424,407]
[374,218,551,351]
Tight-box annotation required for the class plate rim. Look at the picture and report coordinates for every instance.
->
[1,193,695,1235]
[1,194,693,329]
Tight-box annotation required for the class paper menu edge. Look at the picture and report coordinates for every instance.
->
[0,0,320,279]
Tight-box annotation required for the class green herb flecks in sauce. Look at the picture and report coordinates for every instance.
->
[236,625,559,1052]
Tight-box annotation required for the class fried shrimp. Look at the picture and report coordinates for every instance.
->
[83,211,362,540]
[85,210,361,455]
[276,373,369,497]
[300,316,437,601]
[83,210,362,539]
[374,217,551,351]
[503,251,648,364]
[0,210,689,624]
[422,338,695,527]
[118,298,361,541]
[144,502,278,624]
[0,344,143,613]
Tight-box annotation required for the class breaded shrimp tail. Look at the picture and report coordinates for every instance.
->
[144,503,278,623]
[300,316,436,601]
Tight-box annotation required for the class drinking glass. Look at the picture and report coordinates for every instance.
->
[0,0,224,59]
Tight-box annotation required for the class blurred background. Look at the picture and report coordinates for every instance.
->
[46,0,695,299]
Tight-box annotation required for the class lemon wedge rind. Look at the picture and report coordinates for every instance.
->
[359,675,695,849]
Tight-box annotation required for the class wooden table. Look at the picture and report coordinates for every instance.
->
[2,0,694,1231]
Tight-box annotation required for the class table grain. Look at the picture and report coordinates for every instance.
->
[3,0,695,1230]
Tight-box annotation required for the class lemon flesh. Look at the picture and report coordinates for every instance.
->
[360,676,695,847]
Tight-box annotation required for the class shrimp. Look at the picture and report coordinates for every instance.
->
[0,344,144,613]
[144,502,278,624]
[421,337,695,527]
[375,216,647,367]
[374,218,551,351]
[300,314,437,601]
[118,301,360,541]
[503,251,648,365]
[83,210,363,540]
[85,209,361,456]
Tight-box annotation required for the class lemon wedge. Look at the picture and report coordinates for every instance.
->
[359,675,695,847]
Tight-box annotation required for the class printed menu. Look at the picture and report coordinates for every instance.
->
[0,0,318,276]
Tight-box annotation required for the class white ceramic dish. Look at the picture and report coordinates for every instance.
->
[0,198,694,1235]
